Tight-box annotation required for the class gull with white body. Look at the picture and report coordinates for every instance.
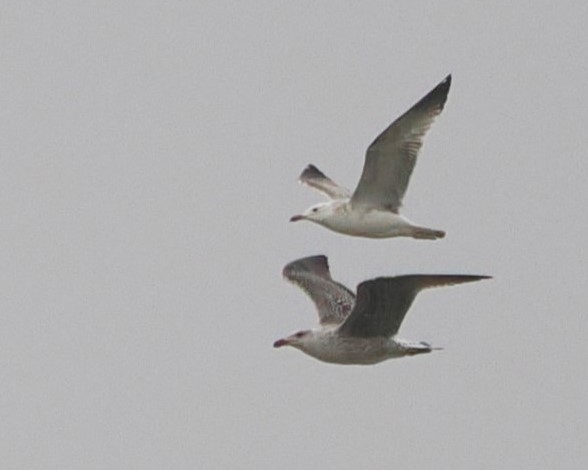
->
[274,255,490,365]
[290,75,452,239]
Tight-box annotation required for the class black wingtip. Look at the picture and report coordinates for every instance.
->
[437,74,451,89]
[300,164,327,180]
[448,274,492,283]
[433,73,452,97]
[464,274,492,281]
[282,255,331,280]
[414,74,452,112]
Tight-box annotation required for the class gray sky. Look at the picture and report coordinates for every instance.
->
[2,1,587,468]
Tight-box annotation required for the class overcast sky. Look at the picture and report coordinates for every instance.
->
[2,1,588,468]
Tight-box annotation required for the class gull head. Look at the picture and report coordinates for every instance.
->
[273,330,313,349]
[290,201,340,224]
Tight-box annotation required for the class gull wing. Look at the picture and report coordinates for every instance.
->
[299,164,351,200]
[350,75,451,212]
[283,255,355,325]
[338,274,489,338]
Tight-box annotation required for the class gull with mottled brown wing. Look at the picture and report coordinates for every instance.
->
[274,255,490,365]
[290,75,451,240]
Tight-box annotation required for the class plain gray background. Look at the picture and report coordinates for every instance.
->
[2,1,587,468]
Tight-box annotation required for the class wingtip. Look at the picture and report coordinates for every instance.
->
[455,274,492,283]
[457,274,493,284]
[282,254,331,280]
[406,74,452,114]
[467,274,492,280]
[299,164,326,181]
[436,74,452,94]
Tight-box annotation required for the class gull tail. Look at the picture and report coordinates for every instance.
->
[410,226,446,240]
[406,342,442,356]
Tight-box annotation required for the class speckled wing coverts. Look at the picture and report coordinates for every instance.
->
[282,255,355,325]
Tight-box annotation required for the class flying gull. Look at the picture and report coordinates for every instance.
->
[274,255,490,365]
[290,75,451,239]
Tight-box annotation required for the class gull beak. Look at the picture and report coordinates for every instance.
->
[273,338,289,348]
[289,214,304,222]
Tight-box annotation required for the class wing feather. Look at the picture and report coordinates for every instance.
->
[338,274,489,338]
[283,255,355,325]
[298,164,351,200]
[350,75,451,212]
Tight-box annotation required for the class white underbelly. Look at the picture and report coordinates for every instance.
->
[325,210,414,238]
[303,336,406,365]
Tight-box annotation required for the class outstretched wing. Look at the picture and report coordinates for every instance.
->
[299,164,351,200]
[350,75,451,212]
[338,274,489,338]
[283,255,355,325]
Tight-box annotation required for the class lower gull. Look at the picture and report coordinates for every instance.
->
[274,255,490,365]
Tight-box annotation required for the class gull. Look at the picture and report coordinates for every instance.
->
[273,255,490,365]
[290,75,451,239]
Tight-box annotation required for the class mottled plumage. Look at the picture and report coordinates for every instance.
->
[274,255,490,365]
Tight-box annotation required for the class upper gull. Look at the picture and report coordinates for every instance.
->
[290,75,452,240]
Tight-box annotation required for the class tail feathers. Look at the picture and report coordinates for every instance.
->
[411,227,446,240]
[405,342,443,356]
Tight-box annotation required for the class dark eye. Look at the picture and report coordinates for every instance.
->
[295,331,306,338]
[312,208,318,213]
